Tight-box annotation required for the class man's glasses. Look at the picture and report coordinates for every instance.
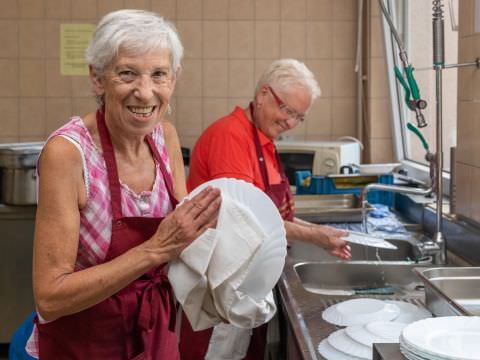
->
[268,86,305,123]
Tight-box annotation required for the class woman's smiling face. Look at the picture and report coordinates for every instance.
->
[93,47,176,136]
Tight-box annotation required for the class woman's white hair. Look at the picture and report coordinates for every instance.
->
[85,9,183,76]
[255,59,321,101]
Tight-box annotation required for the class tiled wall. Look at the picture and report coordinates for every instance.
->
[0,0,363,152]
[364,1,393,163]
[455,0,480,222]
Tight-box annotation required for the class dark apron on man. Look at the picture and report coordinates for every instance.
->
[179,103,294,360]
[36,109,180,360]
[244,102,294,359]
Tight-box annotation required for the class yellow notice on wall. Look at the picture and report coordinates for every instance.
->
[60,24,95,76]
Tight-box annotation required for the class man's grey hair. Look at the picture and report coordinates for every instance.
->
[85,9,184,76]
[255,59,321,102]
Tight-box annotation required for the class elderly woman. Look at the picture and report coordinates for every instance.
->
[182,59,352,359]
[27,9,220,359]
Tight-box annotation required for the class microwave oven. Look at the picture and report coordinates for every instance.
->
[275,140,361,184]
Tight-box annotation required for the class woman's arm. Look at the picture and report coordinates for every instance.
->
[162,121,187,200]
[33,137,220,321]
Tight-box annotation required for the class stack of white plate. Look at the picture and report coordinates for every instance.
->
[400,316,480,360]
[318,299,432,359]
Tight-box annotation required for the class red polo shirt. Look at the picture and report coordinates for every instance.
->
[187,106,282,192]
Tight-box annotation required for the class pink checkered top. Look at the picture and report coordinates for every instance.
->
[26,116,175,357]
[56,116,174,269]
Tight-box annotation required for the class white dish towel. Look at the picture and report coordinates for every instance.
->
[168,194,277,331]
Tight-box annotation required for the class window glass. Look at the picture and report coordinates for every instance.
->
[386,0,458,171]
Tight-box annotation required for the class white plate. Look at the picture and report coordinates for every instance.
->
[365,321,406,341]
[328,329,371,359]
[344,231,398,250]
[346,321,406,347]
[186,178,287,300]
[322,299,400,326]
[317,338,364,360]
[400,346,432,360]
[400,336,443,360]
[357,163,401,174]
[402,316,480,360]
[346,324,394,348]
[385,300,432,324]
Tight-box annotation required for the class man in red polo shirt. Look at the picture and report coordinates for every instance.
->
[182,59,351,360]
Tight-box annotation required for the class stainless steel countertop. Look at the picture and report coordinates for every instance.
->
[277,254,425,360]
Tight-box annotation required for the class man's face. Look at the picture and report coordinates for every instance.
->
[254,84,311,140]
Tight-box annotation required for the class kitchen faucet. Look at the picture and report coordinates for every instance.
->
[365,0,448,265]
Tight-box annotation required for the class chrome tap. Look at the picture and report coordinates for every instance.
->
[360,151,448,265]
[360,155,446,265]
[375,0,448,265]
[360,183,433,235]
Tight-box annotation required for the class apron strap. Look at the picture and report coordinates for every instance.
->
[248,102,295,221]
[96,108,178,219]
[96,108,124,220]
[249,102,271,190]
[145,135,178,209]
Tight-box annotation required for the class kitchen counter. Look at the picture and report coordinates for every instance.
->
[373,344,406,359]
[276,192,480,359]
[277,253,425,360]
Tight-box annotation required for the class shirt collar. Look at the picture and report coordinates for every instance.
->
[233,106,274,147]
[233,106,275,148]
[256,127,274,148]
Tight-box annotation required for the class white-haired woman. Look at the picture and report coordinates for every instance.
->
[28,9,221,359]
[182,59,352,359]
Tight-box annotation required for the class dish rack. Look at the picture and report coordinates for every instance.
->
[294,170,395,207]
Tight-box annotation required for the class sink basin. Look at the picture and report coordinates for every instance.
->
[289,238,429,263]
[294,194,374,223]
[415,267,480,316]
[294,261,427,297]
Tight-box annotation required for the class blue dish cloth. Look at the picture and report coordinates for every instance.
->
[368,203,391,218]
[354,286,395,295]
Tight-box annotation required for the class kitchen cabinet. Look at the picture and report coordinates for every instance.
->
[0,205,36,342]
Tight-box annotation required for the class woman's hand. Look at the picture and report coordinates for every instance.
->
[143,186,222,263]
[308,225,352,260]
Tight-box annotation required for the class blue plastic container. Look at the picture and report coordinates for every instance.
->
[295,170,395,207]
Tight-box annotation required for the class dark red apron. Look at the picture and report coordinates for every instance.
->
[179,103,294,360]
[36,110,180,360]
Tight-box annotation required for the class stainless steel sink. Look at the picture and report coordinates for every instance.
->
[294,194,373,223]
[289,238,430,263]
[294,261,427,297]
[415,267,480,316]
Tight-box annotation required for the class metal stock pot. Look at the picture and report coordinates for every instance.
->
[0,142,44,205]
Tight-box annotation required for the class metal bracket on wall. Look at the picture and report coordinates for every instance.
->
[443,58,480,68]
[416,58,480,71]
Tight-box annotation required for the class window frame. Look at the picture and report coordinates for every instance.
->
[381,0,452,196]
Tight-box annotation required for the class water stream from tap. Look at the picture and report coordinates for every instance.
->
[375,247,387,285]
